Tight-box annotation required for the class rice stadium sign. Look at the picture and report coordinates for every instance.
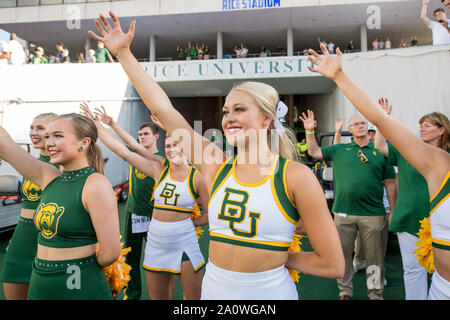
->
[222,0,281,10]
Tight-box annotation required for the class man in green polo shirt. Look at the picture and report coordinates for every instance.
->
[300,111,396,300]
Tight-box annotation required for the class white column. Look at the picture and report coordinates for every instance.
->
[217,31,223,59]
[149,35,156,62]
[360,24,368,52]
[287,28,294,56]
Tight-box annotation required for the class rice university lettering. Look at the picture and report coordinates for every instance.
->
[143,57,314,82]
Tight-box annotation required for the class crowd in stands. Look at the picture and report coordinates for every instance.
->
[176,41,211,60]
[0,34,114,65]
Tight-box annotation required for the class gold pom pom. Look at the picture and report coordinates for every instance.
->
[414,217,435,274]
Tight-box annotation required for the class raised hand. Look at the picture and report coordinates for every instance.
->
[150,114,165,130]
[298,109,317,131]
[94,106,114,126]
[80,102,96,121]
[88,11,135,59]
[334,117,345,133]
[307,44,343,80]
[378,98,392,115]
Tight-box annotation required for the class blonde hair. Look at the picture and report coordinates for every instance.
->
[419,112,450,151]
[57,113,105,174]
[229,81,299,161]
[35,112,58,122]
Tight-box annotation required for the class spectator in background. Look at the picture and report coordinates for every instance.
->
[379,38,385,50]
[77,52,85,63]
[203,44,211,59]
[442,0,450,9]
[187,42,197,60]
[347,40,355,52]
[55,42,68,63]
[233,45,241,58]
[176,46,184,60]
[31,47,47,64]
[420,0,450,45]
[0,39,11,65]
[318,37,327,49]
[86,49,96,63]
[327,40,335,54]
[240,43,249,58]
[196,43,204,60]
[277,43,286,55]
[385,38,392,49]
[8,33,26,65]
[410,36,419,46]
[300,111,397,300]
[259,46,267,57]
[61,49,70,64]
[372,38,379,50]
[399,39,409,48]
[95,41,114,63]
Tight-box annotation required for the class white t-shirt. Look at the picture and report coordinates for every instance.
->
[8,40,26,65]
[0,40,11,65]
[428,20,450,45]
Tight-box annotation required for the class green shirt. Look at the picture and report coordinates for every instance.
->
[94,47,112,63]
[125,151,165,217]
[387,143,429,235]
[34,167,98,248]
[321,140,396,216]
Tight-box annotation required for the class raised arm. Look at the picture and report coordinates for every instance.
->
[81,104,164,180]
[421,0,431,27]
[88,12,225,180]
[333,117,345,145]
[307,44,450,195]
[299,110,323,160]
[0,126,60,189]
[92,105,165,164]
[373,98,391,157]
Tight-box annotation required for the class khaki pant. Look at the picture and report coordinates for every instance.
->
[334,213,387,300]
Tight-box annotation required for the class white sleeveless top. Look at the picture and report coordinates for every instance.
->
[430,171,450,251]
[208,155,299,251]
[152,163,198,214]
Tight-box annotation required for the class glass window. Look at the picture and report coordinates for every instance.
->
[17,0,39,6]
[0,0,16,8]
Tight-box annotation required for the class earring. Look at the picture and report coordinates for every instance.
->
[79,147,83,151]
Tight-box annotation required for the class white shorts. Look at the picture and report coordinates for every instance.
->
[428,270,450,300]
[143,218,205,274]
[201,260,298,300]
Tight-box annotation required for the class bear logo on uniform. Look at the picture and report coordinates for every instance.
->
[34,203,65,239]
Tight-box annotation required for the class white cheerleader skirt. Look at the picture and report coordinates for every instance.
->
[201,260,298,300]
[142,218,205,275]
[428,270,450,300]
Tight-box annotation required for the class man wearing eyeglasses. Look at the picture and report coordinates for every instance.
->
[299,111,396,300]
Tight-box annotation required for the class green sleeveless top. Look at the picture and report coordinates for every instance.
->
[33,167,98,248]
[20,155,57,210]
[125,151,165,217]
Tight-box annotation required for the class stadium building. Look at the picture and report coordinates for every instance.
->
[0,0,448,189]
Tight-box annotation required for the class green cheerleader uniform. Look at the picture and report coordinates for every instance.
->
[27,167,112,300]
[1,155,54,284]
